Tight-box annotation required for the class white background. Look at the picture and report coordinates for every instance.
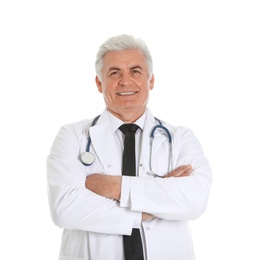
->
[1,0,258,259]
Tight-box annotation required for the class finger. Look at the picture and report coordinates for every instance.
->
[164,165,192,178]
[172,165,192,176]
[178,168,193,177]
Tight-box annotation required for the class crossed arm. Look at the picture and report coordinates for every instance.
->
[85,165,193,221]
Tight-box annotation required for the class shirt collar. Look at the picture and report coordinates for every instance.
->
[107,110,146,133]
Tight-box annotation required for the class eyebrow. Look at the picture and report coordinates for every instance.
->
[130,65,143,71]
[107,65,143,73]
[108,67,121,72]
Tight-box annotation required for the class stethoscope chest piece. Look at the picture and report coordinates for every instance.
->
[80,152,95,166]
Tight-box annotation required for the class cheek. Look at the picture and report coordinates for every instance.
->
[142,86,151,97]
[103,89,116,103]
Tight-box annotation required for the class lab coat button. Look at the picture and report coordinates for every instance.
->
[146,227,150,230]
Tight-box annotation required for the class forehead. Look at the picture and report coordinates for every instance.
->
[103,49,147,69]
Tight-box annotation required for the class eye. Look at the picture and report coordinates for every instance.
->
[131,69,141,75]
[109,70,120,77]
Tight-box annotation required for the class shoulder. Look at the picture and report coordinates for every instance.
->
[158,120,196,146]
[158,119,192,136]
[146,109,194,139]
[57,110,108,139]
[62,118,92,130]
[59,118,92,139]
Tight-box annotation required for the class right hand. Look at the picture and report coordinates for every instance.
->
[163,165,193,178]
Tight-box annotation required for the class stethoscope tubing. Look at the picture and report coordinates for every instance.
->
[149,120,173,176]
[86,115,100,152]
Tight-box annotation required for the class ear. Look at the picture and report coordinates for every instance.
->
[95,76,103,93]
[149,74,155,90]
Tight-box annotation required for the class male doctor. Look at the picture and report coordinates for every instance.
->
[47,34,212,260]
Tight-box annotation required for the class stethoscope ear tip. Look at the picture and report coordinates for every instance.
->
[80,152,95,166]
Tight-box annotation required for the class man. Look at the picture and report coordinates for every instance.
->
[47,34,212,260]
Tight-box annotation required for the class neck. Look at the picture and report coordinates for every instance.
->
[108,108,146,123]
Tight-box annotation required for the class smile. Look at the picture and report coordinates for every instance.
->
[116,91,138,96]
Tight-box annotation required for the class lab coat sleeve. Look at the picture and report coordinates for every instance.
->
[120,127,212,221]
[47,123,141,235]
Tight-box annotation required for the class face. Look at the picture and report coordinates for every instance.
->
[96,49,154,121]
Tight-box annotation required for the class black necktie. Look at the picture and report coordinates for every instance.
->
[119,124,144,260]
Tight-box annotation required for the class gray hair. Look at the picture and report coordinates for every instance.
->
[95,34,153,80]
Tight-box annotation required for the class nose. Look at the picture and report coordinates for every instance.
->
[118,72,132,86]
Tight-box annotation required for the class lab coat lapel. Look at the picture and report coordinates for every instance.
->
[89,112,121,175]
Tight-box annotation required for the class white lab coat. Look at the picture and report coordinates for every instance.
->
[47,108,212,260]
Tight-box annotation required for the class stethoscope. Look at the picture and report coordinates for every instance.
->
[80,115,101,166]
[80,115,173,177]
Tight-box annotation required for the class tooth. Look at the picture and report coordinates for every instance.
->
[118,91,136,96]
